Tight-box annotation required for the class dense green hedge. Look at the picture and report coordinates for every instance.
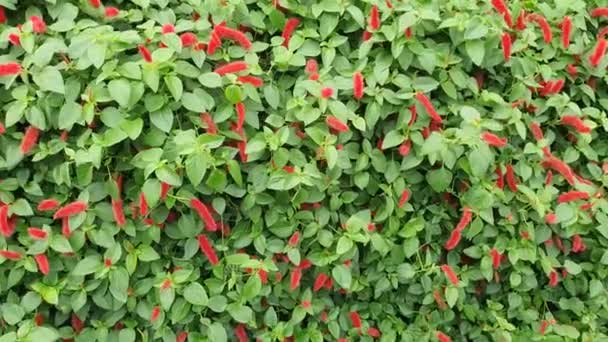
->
[1,0,608,341]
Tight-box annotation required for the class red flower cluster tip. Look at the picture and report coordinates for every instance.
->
[282,18,300,47]
[349,311,362,328]
[560,115,591,133]
[190,198,218,231]
[527,14,552,43]
[20,126,40,154]
[436,331,452,342]
[416,92,442,123]
[30,16,46,34]
[440,264,459,285]
[197,234,219,265]
[214,61,248,76]
[0,62,22,77]
[326,116,349,133]
[590,38,607,67]
[89,0,101,8]
[481,132,507,148]
[501,33,512,61]
[53,201,87,219]
[491,0,512,27]
[561,16,572,49]
[557,191,589,203]
[237,76,264,88]
[215,25,252,50]
[138,45,152,63]
[105,7,119,18]
[353,71,364,100]
[369,5,380,31]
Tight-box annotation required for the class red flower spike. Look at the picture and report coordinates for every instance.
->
[435,331,452,342]
[557,191,589,203]
[89,0,101,8]
[290,267,302,290]
[0,250,22,260]
[369,5,380,31]
[35,313,44,326]
[288,231,300,246]
[539,320,550,335]
[433,290,447,310]
[481,132,507,148]
[490,248,502,269]
[501,33,512,61]
[160,182,171,201]
[591,7,608,18]
[235,102,246,130]
[190,198,217,231]
[305,59,318,74]
[161,24,175,34]
[320,87,334,98]
[548,270,559,287]
[281,18,300,47]
[176,332,188,342]
[545,212,557,224]
[38,199,60,211]
[527,14,552,43]
[180,32,197,47]
[491,0,512,27]
[349,311,362,329]
[572,234,585,253]
[505,164,518,192]
[234,324,248,342]
[495,165,504,189]
[541,156,576,185]
[8,33,20,46]
[399,140,412,156]
[353,72,364,100]
[362,30,372,41]
[0,6,5,24]
[455,207,473,232]
[62,217,71,237]
[105,7,119,18]
[139,192,148,217]
[112,199,126,227]
[207,31,222,55]
[54,201,88,219]
[30,16,46,34]
[71,313,84,333]
[516,10,526,30]
[590,38,608,67]
[529,122,544,141]
[367,327,381,338]
[215,25,252,50]
[444,229,462,251]
[214,61,248,76]
[560,115,591,133]
[237,75,264,88]
[441,264,459,285]
[28,227,48,240]
[407,105,417,126]
[138,45,153,63]
[20,126,40,154]
[197,234,219,265]
[415,92,442,123]
[325,116,349,132]
[200,112,218,135]
[398,189,410,208]
[561,16,571,49]
[150,306,161,322]
[35,254,50,275]
[313,273,329,292]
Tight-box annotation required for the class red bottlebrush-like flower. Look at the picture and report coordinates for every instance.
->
[54,201,88,219]
[180,32,197,47]
[237,75,264,88]
[590,38,608,67]
[20,126,39,154]
[150,306,161,322]
[0,250,22,260]
[416,92,442,123]
[320,87,334,98]
[516,10,526,31]
[545,170,553,185]
[561,16,571,49]
[557,191,590,203]
[529,122,544,141]
[527,14,552,43]
[35,254,50,275]
[207,31,222,55]
[214,61,248,76]
[112,199,126,227]
[71,313,84,333]
[435,331,452,342]
[367,327,381,338]
[34,313,44,326]
[591,7,608,18]
[398,189,410,208]
[28,227,48,240]
[176,332,188,342]
[138,45,153,63]
[539,320,550,335]
[0,6,5,24]
[408,105,417,126]
[600,26,608,39]
[501,33,512,61]
[405,27,413,38]
[571,234,586,253]
[305,59,318,74]
[161,24,175,34]
[560,115,591,133]
[399,140,412,156]
[105,6,119,18]
[481,132,507,148]
[235,102,246,130]
[545,212,557,224]
[495,165,504,189]
[89,0,101,8]
[197,234,219,265]
[139,192,148,217]
[491,0,512,27]
[505,164,518,192]
[353,71,364,100]
[362,30,372,41]
[369,5,380,31]
[433,290,448,310]
[200,112,217,135]
[288,231,300,246]
[444,229,462,251]
[290,267,302,290]
[215,25,252,50]
[455,207,473,232]
[490,248,502,269]
[282,18,300,47]
[62,217,71,237]
[349,311,362,328]
[326,116,349,132]
[567,64,577,77]
[541,156,576,185]
[30,16,46,34]
[548,270,559,287]
[441,264,459,285]
[190,198,217,231]
[38,199,60,211]
[8,33,20,46]
[234,324,248,342]
[313,273,329,292]
[160,182,170,200]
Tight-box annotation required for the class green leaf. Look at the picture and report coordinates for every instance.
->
[58,101,82,130]
[426,168,452,192]
[207,323,227,342]
[183,283,208,306]
[164,76,183,101]
[1,304,24,325]
[466,40,485,66]
[10,199,33,216]
[382,130,405,150]
[72,256,101,276]
[109,267,129,303]
[108,79,132,108]
[227,303,253,323]
[33,67,65,94]
[150,107,174,133]
[332,265,352,289]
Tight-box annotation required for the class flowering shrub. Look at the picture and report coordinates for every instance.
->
[1,0,608,341]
